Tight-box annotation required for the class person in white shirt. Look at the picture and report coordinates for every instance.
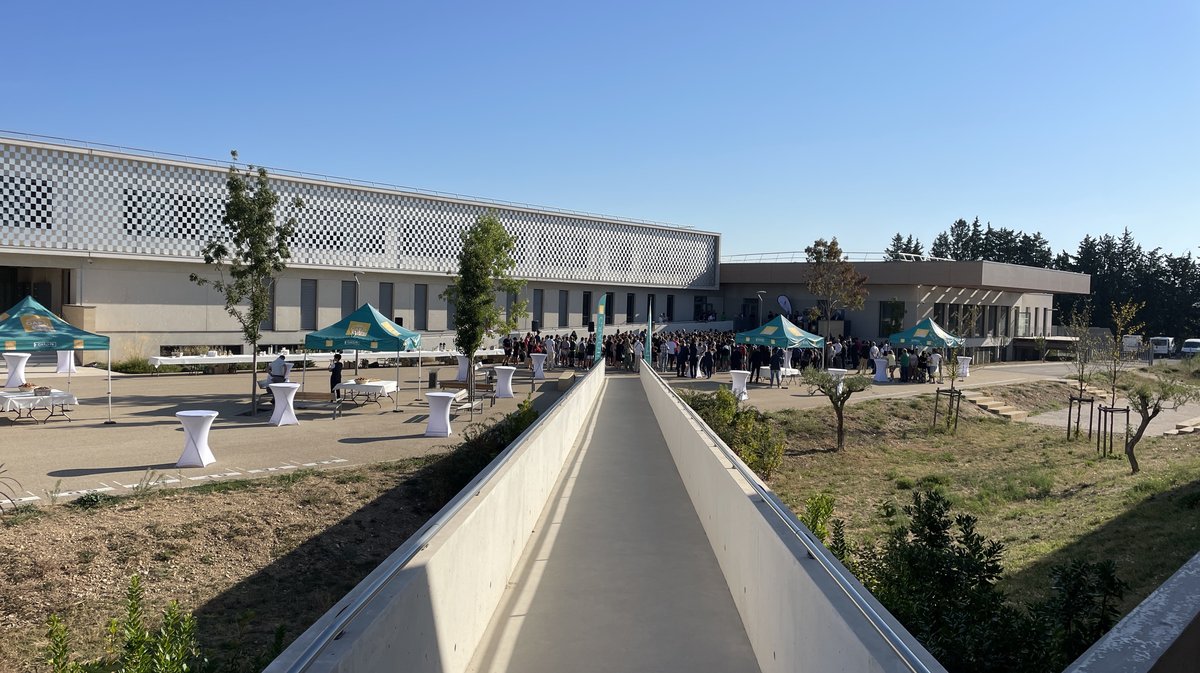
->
[545,336,556,369]
[633,339,644,372]
[664,339,677,372]
[929,349,943,383]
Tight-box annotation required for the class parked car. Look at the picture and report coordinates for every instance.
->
[1182,339,1200,359]
[1150,336,1175,358]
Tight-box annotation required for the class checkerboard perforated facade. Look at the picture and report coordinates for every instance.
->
[0,139,719,288]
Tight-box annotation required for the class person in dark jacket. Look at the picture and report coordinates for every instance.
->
[329,353,343,396]
[769,348,784,387]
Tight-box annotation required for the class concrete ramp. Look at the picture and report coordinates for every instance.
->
[467,374,759,672]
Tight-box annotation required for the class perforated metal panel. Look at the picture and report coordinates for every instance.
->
[0,139,719,288]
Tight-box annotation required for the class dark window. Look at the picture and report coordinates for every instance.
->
[300,279,318,330]
[379,282,394,321]
[558,290,568,327]
[415,284,428,331]
[666,295,675,321]
[532,289,544,328]
[341,280,357,317]
[447,295,456,330]
[626,293,636,323]
[505,291,517,323]
[879,300,905,337]
[605,292,615,322]
[582,291,592,324]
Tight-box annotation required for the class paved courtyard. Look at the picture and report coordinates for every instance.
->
[0,360,563,505]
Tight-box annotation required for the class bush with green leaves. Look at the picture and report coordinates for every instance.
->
[680,388,784,478]
[420,399,540,506]
[827,490,1128,673]
[45,575,201,673]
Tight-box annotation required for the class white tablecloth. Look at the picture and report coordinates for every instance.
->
[334,380,398,405]
[1,389,78,416]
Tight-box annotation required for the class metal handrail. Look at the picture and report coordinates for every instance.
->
[275,362,606,673]
[0,130,703,233]
[721,251,890,263]
[647,367,937,673]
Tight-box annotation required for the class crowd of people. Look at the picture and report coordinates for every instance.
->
[497,329,953,387]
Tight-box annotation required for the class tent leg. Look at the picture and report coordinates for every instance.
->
[301,349,307,392]
[393,348,401,412]
[417,352,423,403]
[104,349,115,425]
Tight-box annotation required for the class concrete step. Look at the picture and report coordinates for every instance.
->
[999,409,1028,421]
[1175,417,1200,430]
[1164,430,1181,437]
[1179,427,1198,435]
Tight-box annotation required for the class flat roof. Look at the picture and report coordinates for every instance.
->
[720,260,1090,295]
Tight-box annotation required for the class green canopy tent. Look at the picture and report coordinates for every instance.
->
[0,295,115,422]
[887,317,965,349]
[735,315,825,350]
[303,303,422,410]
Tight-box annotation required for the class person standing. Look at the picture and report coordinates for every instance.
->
[770,347,784,387]
[329,353,343,396]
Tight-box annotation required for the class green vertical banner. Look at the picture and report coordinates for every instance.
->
[594,292,607,363]
[645,299,653,366]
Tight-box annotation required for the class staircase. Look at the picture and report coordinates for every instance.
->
[958,389,1028,422]
[1163,417,1200,437]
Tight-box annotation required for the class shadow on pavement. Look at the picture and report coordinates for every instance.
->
[47,463,178,478]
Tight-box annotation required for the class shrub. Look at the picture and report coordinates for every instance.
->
[681,389,784,479]
[420,400,539,506]
[44,575,201,673]
[799,493,835,542]
[111,357,179,374]
[70,492,120,510]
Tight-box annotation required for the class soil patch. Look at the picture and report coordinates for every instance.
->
[978,379,1076,415]
[0,460,438,672]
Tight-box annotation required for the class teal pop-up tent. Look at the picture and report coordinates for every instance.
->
[887,317,965,348]
[0,295,115,421]
[304,303,422,408]
[735,315,825,349]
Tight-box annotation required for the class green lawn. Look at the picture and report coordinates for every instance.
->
[765,389,1200,613]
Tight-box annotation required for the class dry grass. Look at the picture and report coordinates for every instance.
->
[766,390,1200,613]
[978,379,1077,415]
[0,460,439,672]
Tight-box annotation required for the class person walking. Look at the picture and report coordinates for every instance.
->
[769,347,784,387]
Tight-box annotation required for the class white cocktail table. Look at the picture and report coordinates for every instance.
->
[456,355,471,382]
[957,356,972,378]
[730,370,750,401]
[3,353,31,388]
[269,383,300,426]
[495,366,516,398]
[530,353,547,380]
[873,358,889,383]
[56,351,77,374]
[827,368,848,395]
[176,410,218,468]
[425,392,457,437]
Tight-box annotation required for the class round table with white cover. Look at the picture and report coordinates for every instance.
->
[3,352,31,388]
[730,370,750,401]
[175,410,218,468]
[495,366,516,398]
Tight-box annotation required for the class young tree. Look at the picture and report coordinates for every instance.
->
[1099,300,1146,406]
[441,212,526,390]
[1124,374,1199,474]
[190,151,301,413]
[800,368,872,451]
[804,238,868,343]
[1063,302,1097,396]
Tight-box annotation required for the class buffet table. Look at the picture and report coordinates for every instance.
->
[333,379,398,407]
[1,388,78,424]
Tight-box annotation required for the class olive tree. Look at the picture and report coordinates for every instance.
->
[190,151,301,413]
[801,368,872,451]
[441,212,526,390]
[1125,374,1199,474]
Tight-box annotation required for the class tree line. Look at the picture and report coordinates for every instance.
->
[886,220,1200,338]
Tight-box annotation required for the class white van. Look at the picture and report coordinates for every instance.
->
[1150,336,1175,358]
[1182,339,1200,358]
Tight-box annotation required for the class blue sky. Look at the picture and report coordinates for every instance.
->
[3,1,1196,258]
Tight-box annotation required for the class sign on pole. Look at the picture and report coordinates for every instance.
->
[594,293,607,363]
[645,299,653,366]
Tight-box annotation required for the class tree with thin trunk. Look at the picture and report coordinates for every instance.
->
[441,212,526,394]
[801,368,872,451]
[190,151,301,414]
[1099,300,1146,406]
[804,238,868,345]
[1064,302,1098,396]
[1125,374,1199,474]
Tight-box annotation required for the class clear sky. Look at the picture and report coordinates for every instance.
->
[3,1,1196,259]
